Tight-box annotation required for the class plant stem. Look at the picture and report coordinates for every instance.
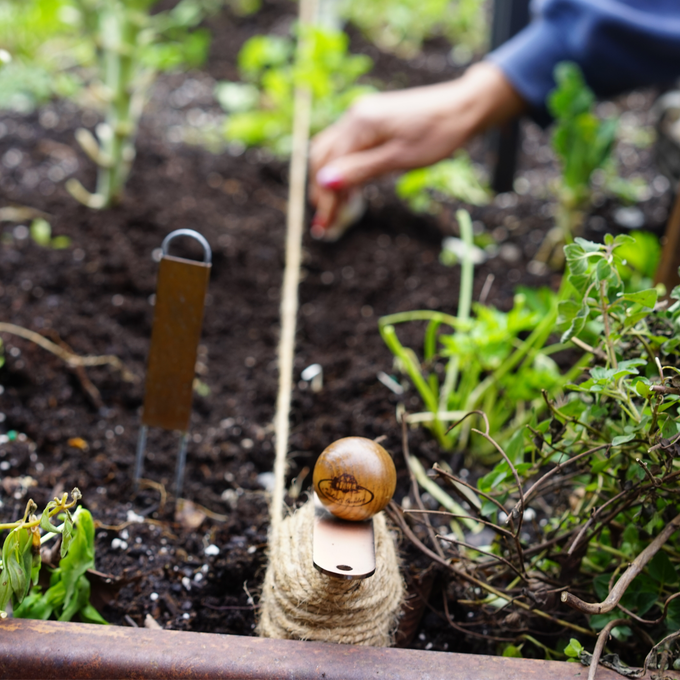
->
[599,279,618,369]
[456,209,474,324]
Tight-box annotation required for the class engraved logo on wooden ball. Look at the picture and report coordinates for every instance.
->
[317,473,375,507]
[313,437,396,521]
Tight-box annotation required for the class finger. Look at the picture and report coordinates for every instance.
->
[316,141,406,191]
[310,112,384,177]
[311,188,343,238]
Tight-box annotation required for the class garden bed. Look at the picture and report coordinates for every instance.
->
[0,0,674,664]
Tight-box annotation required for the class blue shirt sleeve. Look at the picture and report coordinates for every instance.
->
[486,0,680,123]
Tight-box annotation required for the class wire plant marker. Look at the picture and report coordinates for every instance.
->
[134,229,212,498]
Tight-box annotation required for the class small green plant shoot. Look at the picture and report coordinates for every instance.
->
[0,488,106,623]
[548,62,618,243]
[396,151,490,215]
[215,25,375,156]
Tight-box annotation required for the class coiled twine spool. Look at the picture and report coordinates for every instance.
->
[256,499,404,646]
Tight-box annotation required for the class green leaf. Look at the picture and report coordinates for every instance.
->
[564,638,584,658]
[30,218,52,246]
[621,289,658,309]
[79,601,109,625]
[574,237,603,253]
[0,566,12,613]
[505,428,525,465]
[40,501,63,534]
[59,509,96,611]
[3,528,30,603]
[502,644,523,658]
[648,551,678,586]
[620,573,658,616]
[595,258,612,283]
[61,510,74,559]
[611,434,635,447]
[480,498,498,521]
[215,81,260,113]
[593,573,611,601]
[12,588,53,620]
[670,285,680,302]
[667,598,680,631]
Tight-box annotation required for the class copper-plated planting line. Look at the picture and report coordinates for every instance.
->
[3,619,674,680]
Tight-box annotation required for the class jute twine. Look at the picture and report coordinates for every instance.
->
[257,499,404,646]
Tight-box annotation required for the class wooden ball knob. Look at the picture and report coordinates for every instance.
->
[313,437,396,521]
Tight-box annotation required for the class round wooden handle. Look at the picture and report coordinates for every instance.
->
[313,437,397,521]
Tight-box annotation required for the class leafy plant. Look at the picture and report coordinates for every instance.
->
[0,0,83,112]
[535,62,651,267]
[215,26,375,156]
[391,236,680,672]
[396,151,490,214]
[13,506,107,623]
[0,488,105,623]
[549,62,617,239]
[339,0,486,59]
[379,210,584,455]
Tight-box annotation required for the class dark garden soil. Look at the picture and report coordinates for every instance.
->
[0,0,674,657]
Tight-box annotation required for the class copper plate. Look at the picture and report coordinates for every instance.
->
[312,493,375,580]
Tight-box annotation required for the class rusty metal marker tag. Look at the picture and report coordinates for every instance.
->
[134,229,211,496]
[312,493,375,580]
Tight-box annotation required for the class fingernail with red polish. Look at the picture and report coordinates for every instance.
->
[317,166,344,191]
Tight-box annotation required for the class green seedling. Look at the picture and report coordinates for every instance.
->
[549,61,617,242]
[379,210,584,456]
[216,25,375,156]
[0,488,105,623]
[396,151,490,215]
[30,219,71,249]
[537,62,648,267]
[339,0,486,59]
[64,0,213,208]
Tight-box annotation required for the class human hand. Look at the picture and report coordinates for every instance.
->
[309,61,526,236]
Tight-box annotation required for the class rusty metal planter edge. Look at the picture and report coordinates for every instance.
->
[1,619,676,680]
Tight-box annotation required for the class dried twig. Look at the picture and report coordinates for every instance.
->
[510,444,610,518]
[386,502,594,636]
[441,587,516,642]
[0,322,138,383]
[437,533,524,579]
[433,464,507,517]
[642,630,680,677]
[567,485,638,557]
[571,336,608,361]
[588,618,630,680]
[405,509,516,542]
[562,512,680,614]
[46,330,104,410]
[401,413,446,558]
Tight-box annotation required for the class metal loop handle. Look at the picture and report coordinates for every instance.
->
[161,229,212,264]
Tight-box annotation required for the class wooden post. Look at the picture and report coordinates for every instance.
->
[654,190,680,296]
[488,0,531,193]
